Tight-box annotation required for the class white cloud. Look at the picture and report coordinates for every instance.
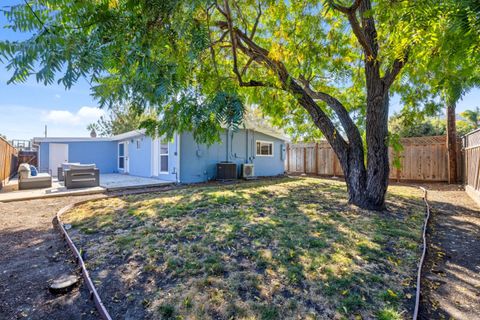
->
[54,94,61,99]
[43,106,105,125]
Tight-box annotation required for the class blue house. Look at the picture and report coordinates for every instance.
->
[33,124,287,183]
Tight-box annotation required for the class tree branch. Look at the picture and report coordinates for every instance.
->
[215,21,349,151]
[328,0,374,58]
[298,75,363,146]
[383,51,409,88]
[250,1,262,40]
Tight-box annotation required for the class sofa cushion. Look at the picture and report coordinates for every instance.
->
[30,165,38,176]
[23,173,51,182]
[68,164,96,170]
[61,162,81,170]
[18,163,31,179]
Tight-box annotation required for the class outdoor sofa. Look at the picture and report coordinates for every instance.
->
[17,163,52,190]
[57,162,80,181]
[64,164,100,189]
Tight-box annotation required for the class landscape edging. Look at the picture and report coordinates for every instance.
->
[413,187,430,320]
[55,198,113,320]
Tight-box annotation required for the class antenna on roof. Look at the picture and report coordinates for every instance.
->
[44,125,47,137]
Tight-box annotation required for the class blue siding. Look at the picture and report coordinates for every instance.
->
[38,141,117,174]
[37,129,285,183]
[123,136,152,177]
[179,129,285,183]
[38,143,49,172]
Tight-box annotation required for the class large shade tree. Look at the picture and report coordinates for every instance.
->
[0,0,475,209]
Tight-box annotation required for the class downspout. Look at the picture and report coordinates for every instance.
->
[250,130,256,162]
[225,128,229,162]
[245,130,249,163]
[176,133,181,183]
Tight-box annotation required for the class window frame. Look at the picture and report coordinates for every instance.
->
[256,140,274,157]
[159,140,169,174]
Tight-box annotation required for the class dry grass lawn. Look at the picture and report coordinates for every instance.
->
[62,177,425,320]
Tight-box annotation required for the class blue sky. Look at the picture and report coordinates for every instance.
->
[1,1,479,140]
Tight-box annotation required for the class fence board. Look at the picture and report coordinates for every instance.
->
[0,137,19,188]
[464,129,480,205]
[286,136,455,182]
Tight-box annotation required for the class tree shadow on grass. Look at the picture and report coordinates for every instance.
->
[64,177,426,319]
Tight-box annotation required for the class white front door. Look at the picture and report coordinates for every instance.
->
[49,143,68,176]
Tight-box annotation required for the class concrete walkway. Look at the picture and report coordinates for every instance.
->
[0,195,105,319]
[420,185,480,319]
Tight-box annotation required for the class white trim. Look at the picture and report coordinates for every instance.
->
[255,140,274,157]
[152,138,159,176]
[159,139,169,174]
[37,143,41,172]
[176,133,181,183]
[118,142,128,172]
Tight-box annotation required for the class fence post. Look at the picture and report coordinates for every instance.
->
[315,143,319,175]
[303,147,307,174]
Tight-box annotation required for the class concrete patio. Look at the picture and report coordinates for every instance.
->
[0,173,173,202]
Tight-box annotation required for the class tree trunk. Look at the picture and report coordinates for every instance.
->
[447,103,457,184]
[291,78,388,211]
[364,90,390,210]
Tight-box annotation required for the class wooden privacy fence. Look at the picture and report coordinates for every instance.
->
[286,136,460,182]
[0,137,19,188]
[463,129,480,204]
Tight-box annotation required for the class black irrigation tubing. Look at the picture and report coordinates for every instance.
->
[413,186,431,320]
[56,200,113,320]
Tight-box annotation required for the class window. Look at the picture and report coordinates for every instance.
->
[160,140,169,173]
[256,140,273,156]
[118,143,125,169]
[136,139,141,149]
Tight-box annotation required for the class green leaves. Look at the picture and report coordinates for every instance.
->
[1,0,479,144]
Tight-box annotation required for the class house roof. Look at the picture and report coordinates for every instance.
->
[33,122,288,143]
[33,137,113,143]
[241,120,289,141]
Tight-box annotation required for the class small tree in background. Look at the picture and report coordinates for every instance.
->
[461,107,480,130]
[87,105,154,137]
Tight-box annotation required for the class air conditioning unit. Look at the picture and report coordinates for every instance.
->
[242,163,255,179]
[217,162,237,180]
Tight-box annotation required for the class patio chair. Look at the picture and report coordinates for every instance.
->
[64,164,100,189]
[18,163,52,190]
[57,162,80,181]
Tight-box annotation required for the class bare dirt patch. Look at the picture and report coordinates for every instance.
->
[419,184,480,320]
[0,195,104,320]
[62,177,426,319]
